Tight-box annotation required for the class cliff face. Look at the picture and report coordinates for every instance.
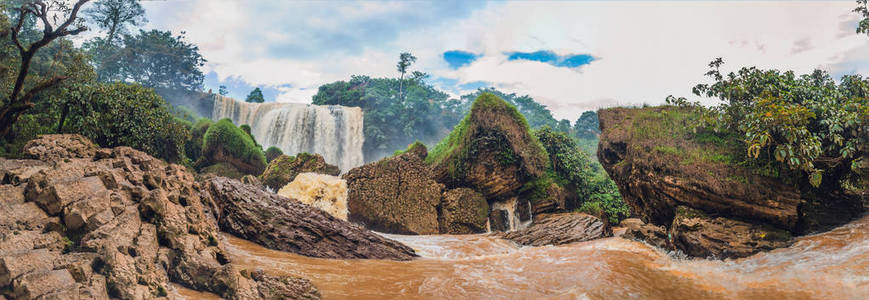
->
[598,107,862,258]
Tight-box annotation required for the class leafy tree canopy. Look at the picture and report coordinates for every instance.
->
[245,87,264,103]
[685,58,868,190]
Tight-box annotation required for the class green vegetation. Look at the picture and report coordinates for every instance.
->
[265,146,283,163]
[56,82,190,163]
[684,58,867,191]
[533,127,629,224]
[200,162,245,179]
[245,87,264,103]
[198,118,266,175]
[425,93,549,181]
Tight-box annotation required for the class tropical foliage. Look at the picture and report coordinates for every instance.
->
[687,58,868,190]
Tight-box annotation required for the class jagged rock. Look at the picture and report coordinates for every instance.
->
[489,209,510,232]
[501,213,610,246]
[260,153,340,191]
[597,107,858,258]
[438,188,489,234]
[670,206,792,259]
[205,176,416,260]
[240,174,262,187]
[620,218,672,250]
[0,134,319,300]
[343,147,444,235]
[21,134,96,161]
[428,93,549,200]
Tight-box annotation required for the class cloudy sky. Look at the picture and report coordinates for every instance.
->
[129,0,867,120]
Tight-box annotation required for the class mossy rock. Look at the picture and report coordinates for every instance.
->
[200,162,246,179]
[426,93,549,200]
[259,153,340,191]
[184,118,212,163]
[196,118,266,176]
[438,188,489,234]
[264,146,283,163]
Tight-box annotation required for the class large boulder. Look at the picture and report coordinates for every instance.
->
[343,145,444,235]
[598,107,862,258]
[501,213,610,246]
[427,93,549,200]
[438,188,489,234]
[196,118,267,177]
[0,134,319,299]
[205,176,416,260]
[260,153,340,191]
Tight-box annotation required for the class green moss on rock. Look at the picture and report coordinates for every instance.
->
[259,153,340,190]
[426,93,549,200]
[196,118,266,176]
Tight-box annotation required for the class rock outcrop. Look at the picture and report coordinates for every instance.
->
[438,188,489,234]
[343,147,444,235]
[598,107,862,258]
[0,134,319,299]
[260,153,340,191]
[427,93,549,200]
[206,176,416,260]
[501,213,610,246]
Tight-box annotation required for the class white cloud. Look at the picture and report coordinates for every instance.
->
[139,0,868,120]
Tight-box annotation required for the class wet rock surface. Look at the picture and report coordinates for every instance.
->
[260,153,340,191]
[620,218,673,251]
[0,134,320,299]
[438,188,489,234]
[343,148,444,235]
[206,176,417,260]
[501,213,610,246]
[669,206,792,259]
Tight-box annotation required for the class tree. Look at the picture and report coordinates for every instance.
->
[574,111,600,139]
[55,82,189,163]
[218,85,228,96]
[396,52,416,101]
[113,29,206,90]
[0,0,90,139]
[692,59,867,190]
[855,0,869,35]
[84,0,145,81]
[85,0,145,46]
[245,87,264,103]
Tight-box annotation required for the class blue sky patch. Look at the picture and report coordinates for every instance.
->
[506,50,595,68]
[204,71,282,102]
[443,50,480,69]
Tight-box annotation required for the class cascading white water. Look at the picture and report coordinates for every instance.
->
[211,95,364,172]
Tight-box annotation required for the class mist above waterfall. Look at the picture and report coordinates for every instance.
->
[212,95,364,172]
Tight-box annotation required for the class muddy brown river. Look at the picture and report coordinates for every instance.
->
[175,215,869,299]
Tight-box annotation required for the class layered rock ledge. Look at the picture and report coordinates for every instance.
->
[1,134,319,299]
[598,107,863,258]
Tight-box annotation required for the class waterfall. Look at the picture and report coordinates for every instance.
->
[211,95,364,172]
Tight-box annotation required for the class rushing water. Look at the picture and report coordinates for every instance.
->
[211,96,364,172]
[175,214,869,299]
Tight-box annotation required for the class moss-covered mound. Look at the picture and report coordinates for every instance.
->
[184,118,212,163]
[427,93,549,200]
[264,146,283,163]
[599,106,862,258]
[259,152,340,191]
[196,118,267,176]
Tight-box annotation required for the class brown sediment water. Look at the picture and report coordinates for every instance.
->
[175,215,869,299]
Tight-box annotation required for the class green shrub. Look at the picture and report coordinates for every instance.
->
[185,118,212,162]
[199,119,266,175]
[690,59,868,190]
[265,146,283,163]
[56,82,189,163]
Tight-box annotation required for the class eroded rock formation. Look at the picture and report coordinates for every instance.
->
[501,213,610,246]
[0,134,319,299]
[598,107,862,258]
[206,176,416,260]
[260,153,340,191]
